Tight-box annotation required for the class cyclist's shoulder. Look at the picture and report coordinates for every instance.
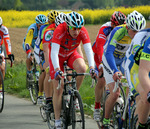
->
[27,23,37,31]
[110,24,127,39]
[0,25,9,34]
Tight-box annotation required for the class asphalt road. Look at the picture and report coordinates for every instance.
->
[0,94,98,129]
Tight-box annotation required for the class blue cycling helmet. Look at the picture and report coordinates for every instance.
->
[65,11,84,28]
[35,14,48,24]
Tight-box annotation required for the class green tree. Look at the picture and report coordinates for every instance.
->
[14,0,23,10]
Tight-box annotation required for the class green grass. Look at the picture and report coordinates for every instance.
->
[4,62,30,98]
[4,62,96,116]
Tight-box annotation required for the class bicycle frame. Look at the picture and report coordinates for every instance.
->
[113,77,135,129]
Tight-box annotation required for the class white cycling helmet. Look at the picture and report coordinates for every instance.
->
[65,11,84,28]
[55,12,66,27]
[126,10,146,31]
[0,17,3,26]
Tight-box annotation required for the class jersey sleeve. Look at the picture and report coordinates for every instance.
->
[105,27,123,73]
[3,34,11,55]
[94,26,112,63]
[25,29,34,54]
[140,36,150,61]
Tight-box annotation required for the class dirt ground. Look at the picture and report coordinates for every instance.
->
[8,25,101,63]
[8,23,150,64]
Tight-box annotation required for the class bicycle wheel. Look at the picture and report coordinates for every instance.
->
[71,90,85,129]
[28,80,38,105]
[0,70,4,113]
[40,104,47,122]
[46,109,55,129]
[102,85,126,129]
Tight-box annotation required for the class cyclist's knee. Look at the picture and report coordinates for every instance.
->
[76,64,86,73]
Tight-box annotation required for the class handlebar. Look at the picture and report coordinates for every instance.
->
[57,72,96,90]
[0,56,13,67]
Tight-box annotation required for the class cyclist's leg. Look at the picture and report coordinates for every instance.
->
[44,71,53,111]
[94,56,106,121]
[102,55,120,127]
[68,51,86,90]
[136,84,150,126]
[49,56,65,128]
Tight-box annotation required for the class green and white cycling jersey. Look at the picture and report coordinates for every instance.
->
[102,24,131,84]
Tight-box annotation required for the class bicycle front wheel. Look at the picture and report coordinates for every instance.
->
[0,70,4,113]
[28,81,38,105]
[71,90,85,129]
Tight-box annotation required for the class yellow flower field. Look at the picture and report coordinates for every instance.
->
[0,5,150,28]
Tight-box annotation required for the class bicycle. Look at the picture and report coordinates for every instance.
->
[39,93,47,122]
[46,61,95,129]
[96,76,136,129]
[26,53,40,105]
[0,56,13,113]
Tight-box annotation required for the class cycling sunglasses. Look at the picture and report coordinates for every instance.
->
[69,26,82,31]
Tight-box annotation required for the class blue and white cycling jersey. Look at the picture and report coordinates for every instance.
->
[125,28,150,89]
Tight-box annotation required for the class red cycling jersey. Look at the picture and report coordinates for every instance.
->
[51,22,91,57]
[0,25,11,55]
[92,22,112,69]
[49,22,91,79]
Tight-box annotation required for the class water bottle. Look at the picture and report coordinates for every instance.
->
[64,94,70,108]
[116,96,124,112]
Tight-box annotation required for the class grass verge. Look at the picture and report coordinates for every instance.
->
[4,62,95,117]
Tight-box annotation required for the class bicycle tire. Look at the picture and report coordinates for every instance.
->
[29,81,38,105]
[0,70,4,113]
[71,90,85,129]
[102,85,126,129]
[40,104,47,122]
[46,109,55,129]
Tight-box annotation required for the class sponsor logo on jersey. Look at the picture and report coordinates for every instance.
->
[45,30,53,41]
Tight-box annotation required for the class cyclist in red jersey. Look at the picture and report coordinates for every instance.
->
[43,13,85,112]
[49,11,97,129]
[0,17,14,92]
[92,11,126,122]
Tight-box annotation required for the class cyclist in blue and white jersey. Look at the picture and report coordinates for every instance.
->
[23,14,47,81]
[125,29,150,129]
[102,10,146,129]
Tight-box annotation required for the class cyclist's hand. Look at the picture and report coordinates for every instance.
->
[27,53,33,61]
[113,72,122,82]
[8,54,14,62]
[54,70,63,80]
[90,68,98,79]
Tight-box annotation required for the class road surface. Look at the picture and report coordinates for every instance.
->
[0,94,98,129]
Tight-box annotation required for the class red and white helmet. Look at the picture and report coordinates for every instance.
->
[111,11,126,26]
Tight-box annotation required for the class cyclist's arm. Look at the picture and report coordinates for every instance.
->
[25,29,34,54]
[51,43,60,70]
[83,43,95,69]
[43,43,49,69]
[95,26,112,63]
[3,34,11,55]
[105,28,123,73]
